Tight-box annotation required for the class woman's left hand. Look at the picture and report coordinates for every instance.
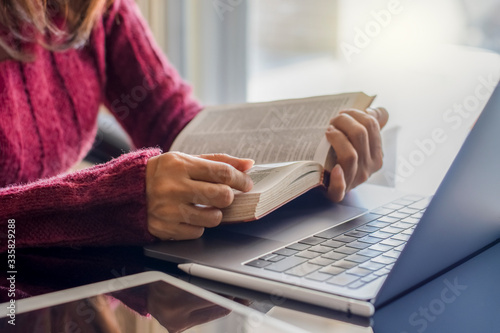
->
[325,107,389,202]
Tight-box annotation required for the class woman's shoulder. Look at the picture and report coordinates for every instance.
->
[102,0,141,28]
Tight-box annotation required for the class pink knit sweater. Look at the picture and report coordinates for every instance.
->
[0,0,202,252]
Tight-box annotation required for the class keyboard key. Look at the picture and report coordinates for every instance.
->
[358,248,383,258]
[327,273,359,286]
[345,230,368,238]
[346,267,372,277]
[356,225,379,233]
[348,280,366,289]
[299,236,325,246]
[319,265,345,275]
[373,267,391,276]
[273,248,298,256]
[322,251,347,260]
[391,221,413,229]
[392,233,411,241]
[369,243,393,252]
[370,231,393,239]
[377,216,400,223]
[309,245,333,254]
[286,262,321,277]
[359,261,385,271]
[334,235,357,243]
[372,255,397,265]
[344,254,370,263]
[402,217,420,224]
[332,259,358,269]
[265,256,307,272]
[408,198,432,210]
[286,243,311,251]
[402,228,414,235]
[380,226,403,234]
[387,212,410,219]
[383,250,401,259]
[296,250,321,259]
[246,259,271,268]
[346,241,371,249]
[381,238,405,247]
[393,244,406,252]
[361,274,379,283]
[412,212,424,219]
[358,236,381,244]
[309,257,335,267]
[268,255,286,262]
[321,240,344,248]
[314,213,380,239]
[260,253,277,261]
[334,246,358,255]
[305,271,332,282]
[372,207,394,215]
[314,228,340,239]
[398,207,420,215]
[383,203,404,210]
[367,221,390,228]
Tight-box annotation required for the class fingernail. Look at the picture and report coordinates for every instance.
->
[332,164,343,176]
[326,125,334,132]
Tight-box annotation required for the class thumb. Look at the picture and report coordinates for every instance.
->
[366,107,389,129]
[327,164,346,203]
[198,153,255,172]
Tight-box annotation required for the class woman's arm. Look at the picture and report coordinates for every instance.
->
[0,149,159,252]
[101,0,202,151]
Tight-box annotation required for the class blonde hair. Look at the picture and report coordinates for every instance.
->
[0,0,112,61]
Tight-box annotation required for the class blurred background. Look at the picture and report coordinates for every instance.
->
[125,0,500,194]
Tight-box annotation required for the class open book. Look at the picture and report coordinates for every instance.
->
[171,92,375,222]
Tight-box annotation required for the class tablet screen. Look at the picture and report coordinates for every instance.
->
[0,272,303,333]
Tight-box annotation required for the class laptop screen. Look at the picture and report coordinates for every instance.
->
[376,82,500,306]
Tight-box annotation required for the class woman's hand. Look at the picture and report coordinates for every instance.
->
[145,152,254,240]
[325,107,389,202]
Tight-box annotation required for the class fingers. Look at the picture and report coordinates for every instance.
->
[331,113,371,170]
[146,152,255,242]
[188,180,235,209]
[325,106,389,201]
[325,125,358,191]
[198,153,255,172]
[148,216,206,241]
[338,109,384,170]
[188,155,253,193]
[366,107,389,129]
[327,164,346,203]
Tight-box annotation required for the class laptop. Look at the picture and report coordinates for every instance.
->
[145,82,500,317]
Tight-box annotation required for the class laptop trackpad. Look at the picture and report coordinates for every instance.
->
[219,191,366,244]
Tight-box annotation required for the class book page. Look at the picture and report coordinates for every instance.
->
[171,93,374,167]
[243,162,301,194]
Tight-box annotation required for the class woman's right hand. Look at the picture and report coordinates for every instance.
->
[145,152,254,241]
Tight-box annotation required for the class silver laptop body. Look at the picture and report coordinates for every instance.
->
[145,83,500,316]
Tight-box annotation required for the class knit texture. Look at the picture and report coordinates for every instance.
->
[0,0,202,252]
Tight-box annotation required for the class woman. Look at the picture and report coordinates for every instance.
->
[0,0,388,252]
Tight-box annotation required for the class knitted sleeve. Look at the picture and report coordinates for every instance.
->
[102,0,202,151]
[0,149,161,252]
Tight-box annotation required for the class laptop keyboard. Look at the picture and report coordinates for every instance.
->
[244,195,430,289]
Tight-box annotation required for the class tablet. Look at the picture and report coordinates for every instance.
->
[0,271,306,332]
